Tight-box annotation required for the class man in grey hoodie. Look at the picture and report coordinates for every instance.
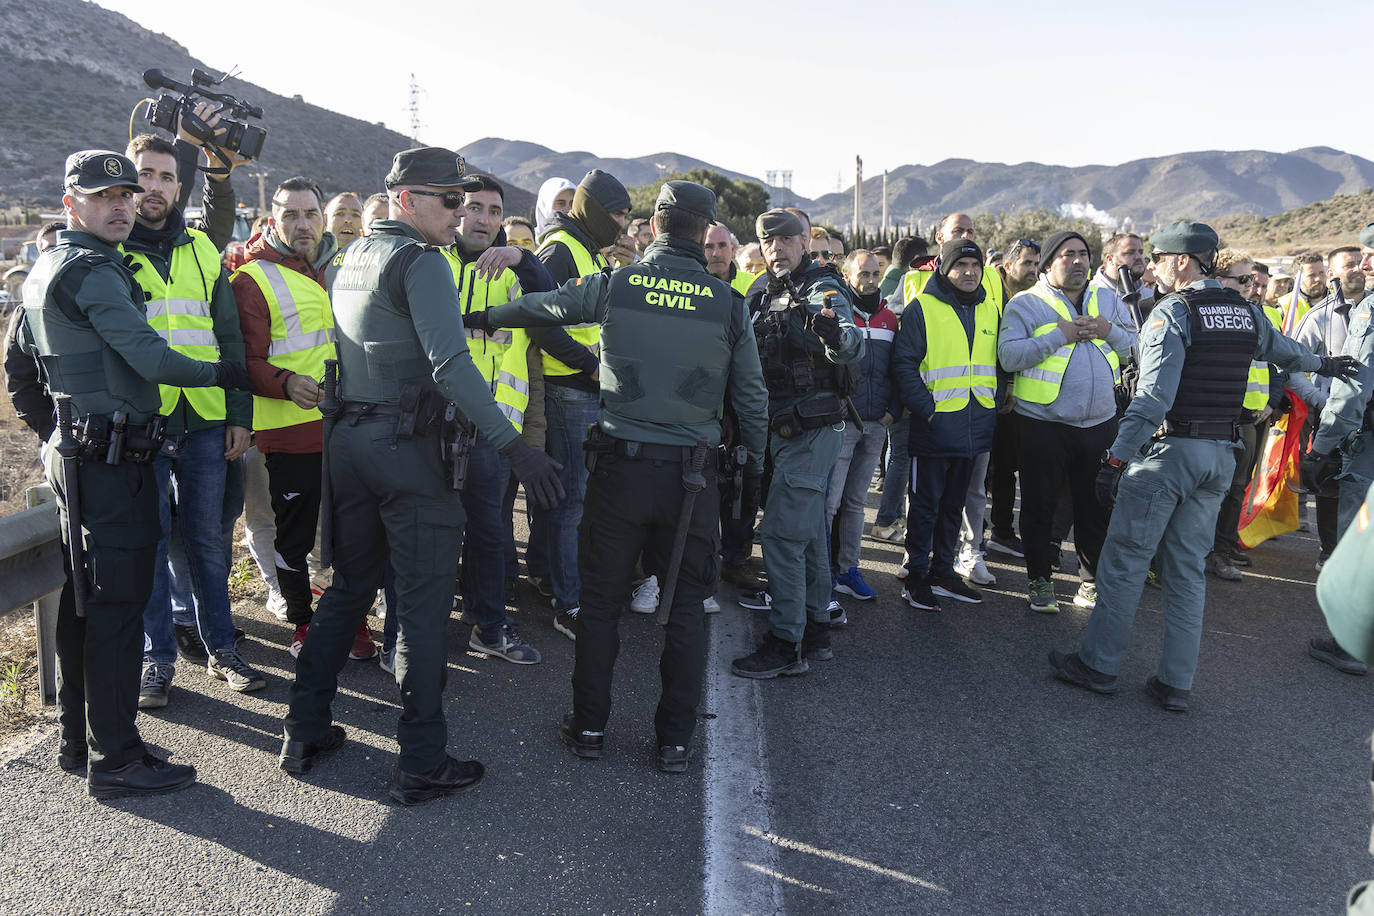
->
[998,230,1137,614]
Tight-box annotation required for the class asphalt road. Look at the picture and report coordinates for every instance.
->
[0,487,1370,915]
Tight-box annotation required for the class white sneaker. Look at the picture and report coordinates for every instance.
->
[630,575,659,614]
[265,588,289,621]
[871,521,906,543]
[954,549,996,586]
[703,596,720,614]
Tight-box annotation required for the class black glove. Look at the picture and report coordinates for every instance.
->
[502,439,565,510]
[1095,460,1124,510]
[463,309,492,334]
[212,360,253,391]
[1315,355,1361,380]
[810,310,843,348]
[1300,449,1340,495]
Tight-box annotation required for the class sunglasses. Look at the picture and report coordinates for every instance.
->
[813,250,837,261]
[406,189,465,209]
[1149,251,1175,264]
[1222,273,1255,285]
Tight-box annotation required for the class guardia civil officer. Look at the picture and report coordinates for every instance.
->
[732,209,863,678]
[278,148,564,805]
[1048,221,1357,712]
[18,150,251,798]
[473,181,768,772]
[1303,228,1374,675]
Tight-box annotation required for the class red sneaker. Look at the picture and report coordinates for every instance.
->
[349,622,377,661]
[290,624,309,659]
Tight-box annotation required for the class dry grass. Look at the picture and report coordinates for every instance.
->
[0,382,46,517]
[0,388,49,737]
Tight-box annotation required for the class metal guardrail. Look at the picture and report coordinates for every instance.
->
[0,486,62,704]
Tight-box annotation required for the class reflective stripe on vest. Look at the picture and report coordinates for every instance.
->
[231,258,337,432]
[442,248,530,431]
[915,292,999,411]
[1011,287,1120,405]
[1245,303,1281,411]
[536,229,603,378]
[126,227,226,420]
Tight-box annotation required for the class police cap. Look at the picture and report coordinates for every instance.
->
[1148,220,1219,256]
[1359,221,1374,249]
[64,150,144,194]
[756,209,804,240]
[655,180,716,222]
[385,147,483,190]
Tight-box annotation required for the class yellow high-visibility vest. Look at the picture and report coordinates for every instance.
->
[536,228,603,378]
[127,227,226,420]
[1011,287,1120,404]
[915,291,999,412]
[731,268,762,296]
[904,264,1004,312]
[231,259,336,431]
[442,247,531,432]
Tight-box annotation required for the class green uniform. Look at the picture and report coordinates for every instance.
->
[753,260,864,645]
[283,220,520,774]
[485,234,768,746]
[20,229,220,774]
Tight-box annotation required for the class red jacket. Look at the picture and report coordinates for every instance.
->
[231,231,333,454]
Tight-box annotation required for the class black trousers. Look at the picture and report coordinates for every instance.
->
[1018,415,1117,582]
[988,410,1020,539]
[576,453,718,747]
[905,454,975,579]
[264,450,322,626]
[48,455,160,772]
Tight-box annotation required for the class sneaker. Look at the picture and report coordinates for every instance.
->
[1072,582,1097,610]
[895,565,909,580]
[731,632,808,679]
[1028,578,1059,614]
[953,550,996,586]
[738,590,772,611]
[554,606,579,641]
[833,566,876,601]
[137,662,174,709]
[1223,544,1252,568]
[802,620,833,661]
[173,624,209,662]
[630,575,660,614]
[469,624,541,665]
[901,576,940,612]
[527,574,554,599]
[720,562,763,592]
[350,622,378,661]
[1047,649,1118,695]
[987,532,1024,558]
[379,645,396,675]
[1309,637,1369,675]
[828,599,848,628]
[703,596,720,614]
[559,714,604,760]
[207,649,267,692]
[1205,552,1243,582]
[289,624,309,659]
[870,520,906,543]
[266,588,289,621]
[932,575,982,604]
[310,578,330,598]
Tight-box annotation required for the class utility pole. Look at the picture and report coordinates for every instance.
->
[853,156,863,241]
[247,170,269,213]
[881,170,888,234]
[408,73,424,144]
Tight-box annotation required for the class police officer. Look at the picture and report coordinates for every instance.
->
[19,150,251,797]
[474,181,767,771]
[1303,236,1374,675]
[1048,220,1357,712]
[278,148,563,805]
[732,209,863,679]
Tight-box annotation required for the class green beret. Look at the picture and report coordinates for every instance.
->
[1148,219,1219,256]
[756,209,803,240]
[655,180,716,222]
[1359,222,1374,249]
[65,150,143,194]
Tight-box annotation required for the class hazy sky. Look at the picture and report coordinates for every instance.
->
[101,0,1366,200]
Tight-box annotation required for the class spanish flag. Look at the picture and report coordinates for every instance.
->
[1238,398,1307,548]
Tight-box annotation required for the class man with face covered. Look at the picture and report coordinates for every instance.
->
[324,193,364,249]
[732,209,863,678]
[999,231,1137,615]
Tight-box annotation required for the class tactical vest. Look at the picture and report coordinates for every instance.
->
[598,264,736,428]
[329,231,441,405]
[754,287,853,400]
[125,228,226,420]
[903,265,1004,312]
[915,292,999,412]
[731,268,762,296]
[21,243,162,422]
[537,228,604,377]
[443,247,531,432]
[1165,287,1260,427]
[231,259,337,431]
[1011,287,1121,405]
[1244,300,1283,411]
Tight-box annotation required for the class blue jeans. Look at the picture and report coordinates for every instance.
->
[544,385,599,610]
[826,419,888,571]
[170,454,243,627]
[503,471,521,578]
[876,417,910,527]
[459,434,510,631]
[144,427,237,663]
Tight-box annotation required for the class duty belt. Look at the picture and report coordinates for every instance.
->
[583,426,696,467]
[73,412,167,464]
[1158,418,1240,441]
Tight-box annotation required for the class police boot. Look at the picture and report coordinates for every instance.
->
[731,632,808,680]
[802,619,833,661]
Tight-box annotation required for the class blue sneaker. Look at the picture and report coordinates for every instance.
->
[833,567,876,602]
